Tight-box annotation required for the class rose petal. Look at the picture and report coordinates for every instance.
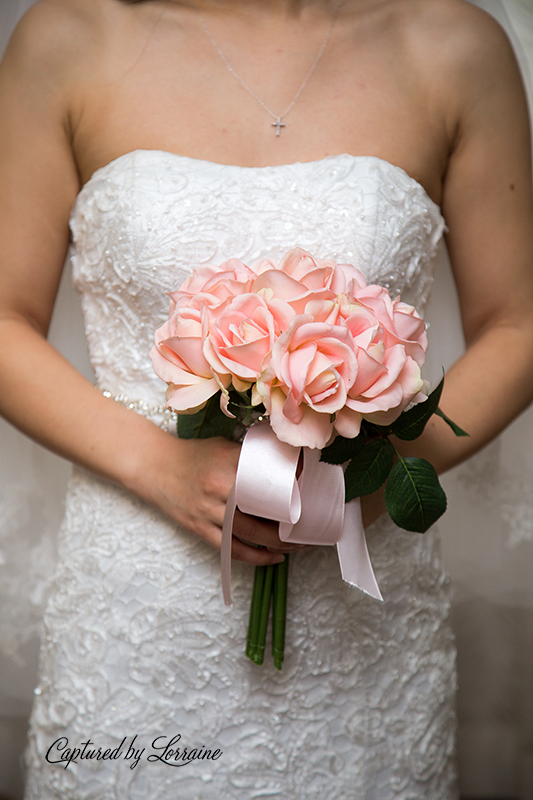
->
[165,376,221,411]
[334,406,363,438]
[269,387,334,449]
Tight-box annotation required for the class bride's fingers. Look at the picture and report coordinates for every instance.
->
[199,520,286,565]
[230,536,287,566]
[232,509,309,552]
[180,484,311,563]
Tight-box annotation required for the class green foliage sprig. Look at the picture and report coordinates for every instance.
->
[320,377,468,532]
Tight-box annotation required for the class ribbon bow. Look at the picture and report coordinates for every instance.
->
[221,422,383,605]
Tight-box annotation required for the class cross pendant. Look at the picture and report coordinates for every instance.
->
[272,117,286,136]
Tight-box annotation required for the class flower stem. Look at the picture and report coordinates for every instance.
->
[246,565,266,661]
[253,564,275,665]
[245,555,289,669]
[272,555,289,671]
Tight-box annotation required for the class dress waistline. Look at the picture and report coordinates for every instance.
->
[98,387,178,433]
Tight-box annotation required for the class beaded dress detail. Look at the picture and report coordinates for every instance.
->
[25,151,458,799]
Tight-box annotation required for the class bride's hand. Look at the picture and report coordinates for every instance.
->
[360,488,387,529]
[130,432,307,566]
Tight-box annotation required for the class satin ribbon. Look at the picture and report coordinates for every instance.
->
[221,422,383,605]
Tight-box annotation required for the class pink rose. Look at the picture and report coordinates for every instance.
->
[277,247,368,295]
[169,259,259,318]
[334,342,425,437]
[203,294,294,389]
[256,315,358,448]
[278,248,336,285]
[353,286,427,365]
[150,306,230,413]
[177,258,258,297]
[252,268,337,317]
[328,283,428,437]
[388,299,428,365]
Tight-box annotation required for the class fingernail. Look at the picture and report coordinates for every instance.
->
[273,555,285,563]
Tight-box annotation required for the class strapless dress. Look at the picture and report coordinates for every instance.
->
[24,150,458,799]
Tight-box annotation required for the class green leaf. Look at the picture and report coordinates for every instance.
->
[435,407,469,437]
[320,432,366,465]
[390,377,444,441]
[344,438,395,500]
[177,392,239,440]
[384,457,447,532]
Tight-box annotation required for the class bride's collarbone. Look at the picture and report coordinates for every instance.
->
[73,85,446,202]
[67,1,451,200]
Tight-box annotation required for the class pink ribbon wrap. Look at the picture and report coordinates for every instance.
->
[221,422,383,605]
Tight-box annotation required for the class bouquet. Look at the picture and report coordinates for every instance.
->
[150,249,465,669]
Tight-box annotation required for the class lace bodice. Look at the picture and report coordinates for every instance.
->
[70,150,445,404]
[26,151,458,800]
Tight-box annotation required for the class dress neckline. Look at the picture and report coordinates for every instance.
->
[78,149,442,212]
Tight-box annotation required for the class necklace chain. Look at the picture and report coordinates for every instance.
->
[198,2,346,135]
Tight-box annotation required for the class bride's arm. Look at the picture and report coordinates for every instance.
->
[0,4,287,566]
[364,8,533,523]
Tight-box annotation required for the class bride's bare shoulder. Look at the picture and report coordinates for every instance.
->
[1,0,138,83]
[405,0,520,86]
[398,0,525,139]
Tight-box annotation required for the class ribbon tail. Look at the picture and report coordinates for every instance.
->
[280,448,344,544]
[221,483,237,606]
[337,498,383,601]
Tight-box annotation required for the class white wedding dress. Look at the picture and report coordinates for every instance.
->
[23,151,458,799]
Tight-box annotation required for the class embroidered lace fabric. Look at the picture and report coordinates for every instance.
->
[24,151,458,799]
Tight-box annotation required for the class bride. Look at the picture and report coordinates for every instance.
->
[1,0,533,796]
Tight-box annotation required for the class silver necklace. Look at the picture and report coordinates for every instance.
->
[198,2,346,136]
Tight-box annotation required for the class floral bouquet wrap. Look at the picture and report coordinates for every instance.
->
[151,249,464,669]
